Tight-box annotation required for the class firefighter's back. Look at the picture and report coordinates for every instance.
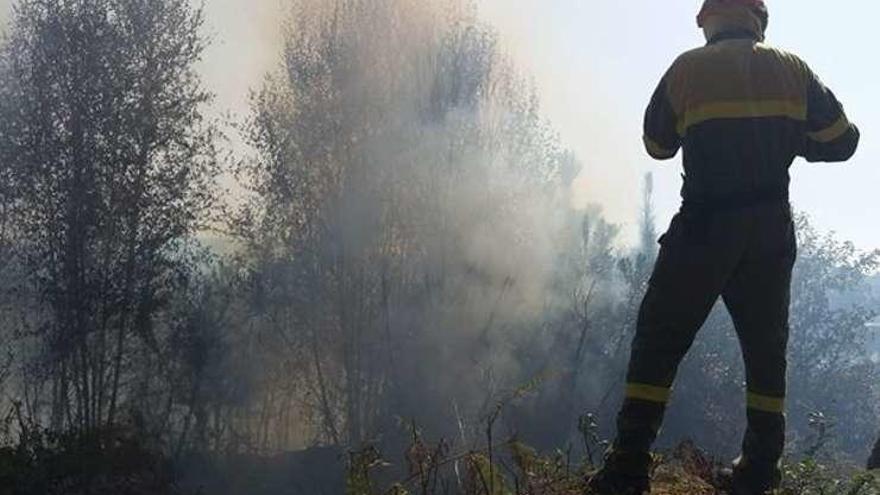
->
[668,40,812,201]
[645,35,858,205]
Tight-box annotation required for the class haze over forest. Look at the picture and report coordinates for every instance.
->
[4,0,874,248]
[0,1,877,494]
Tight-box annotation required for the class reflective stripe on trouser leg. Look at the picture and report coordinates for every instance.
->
[747,391,785,414]
[740,336,788,468]
[743,391,786,469]
[616,383,671,452]
[609,382,671,476]
[609,213,741,478]
[610,398,666,477]
[626,383,672,404]
[721,209,794,475]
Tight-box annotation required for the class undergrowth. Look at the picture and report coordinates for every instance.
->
[0,421,186,495]
[346,437,880,495]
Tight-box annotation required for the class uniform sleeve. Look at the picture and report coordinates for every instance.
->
[643,76,681,161]
[801,69,859,163]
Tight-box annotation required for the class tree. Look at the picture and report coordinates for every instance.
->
[231,0,570,449]
[0,0,216,434]
[638,172,658,259]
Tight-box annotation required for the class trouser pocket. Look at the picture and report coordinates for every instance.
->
[664,208,714,246]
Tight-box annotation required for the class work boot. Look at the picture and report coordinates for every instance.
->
[715,456,781,495]
[586,470,649,495]
[585,450,651,495]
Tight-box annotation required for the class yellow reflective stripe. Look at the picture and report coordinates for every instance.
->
[643,135,676,159]
[677,100,807,136]
[807,115,850,143]
[747,392,785,414]
[626,383,671,404]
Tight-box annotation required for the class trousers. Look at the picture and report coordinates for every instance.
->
[609,201,796,478]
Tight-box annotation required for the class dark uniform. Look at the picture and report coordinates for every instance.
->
[591,1,859,494]
[870,436,880,470]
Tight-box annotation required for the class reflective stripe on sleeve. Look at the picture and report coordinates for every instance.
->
[626,383,672,404]
[643,135,676,159]
[807,115,851,143]
[677,100,807,136]
[747,392,785,414]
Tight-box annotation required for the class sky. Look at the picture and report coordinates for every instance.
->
[476,0,880,249]
[0,0,877,249]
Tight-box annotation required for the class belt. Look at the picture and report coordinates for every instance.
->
[682,185,789,212]
[677,185,789,244]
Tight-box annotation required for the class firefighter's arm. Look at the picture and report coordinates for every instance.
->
[802,70,860,163]
[643,76,681,161]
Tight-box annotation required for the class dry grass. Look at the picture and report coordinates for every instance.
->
[349,437,880,495]
[648,463,716,495]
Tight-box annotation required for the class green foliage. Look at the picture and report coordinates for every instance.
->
[780,459,880,495]
[0,0,218,437]
[0,424,185,495]
[577,413,608,467]
[346,446,386,495]
[0,0,878,493]
[465,453,512,495]
[365,437,880,495]
[510,441,586,495]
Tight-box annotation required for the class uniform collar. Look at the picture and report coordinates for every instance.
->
[708,29,761,45]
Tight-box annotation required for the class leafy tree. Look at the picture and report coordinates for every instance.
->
[231,0,570,449]
[0,0,217,434]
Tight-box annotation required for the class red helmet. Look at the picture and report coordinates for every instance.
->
[697,0,769,31]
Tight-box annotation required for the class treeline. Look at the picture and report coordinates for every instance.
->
[0,0,877,492]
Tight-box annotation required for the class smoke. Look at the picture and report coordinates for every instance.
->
[222,0,603,450]
[183,0,880,467]
[198,0,635,222]
[0,0,631,456]
[0,1,12,26]
[198,0,595,324]
[200,0,285,117]
[473,1,647,225]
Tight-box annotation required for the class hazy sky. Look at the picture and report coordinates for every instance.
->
[1,1,877,248]
[477,0,878,249]
[197,0,880,250]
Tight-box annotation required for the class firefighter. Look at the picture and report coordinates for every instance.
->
[869,435,880,470]
[588,1,859,494]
